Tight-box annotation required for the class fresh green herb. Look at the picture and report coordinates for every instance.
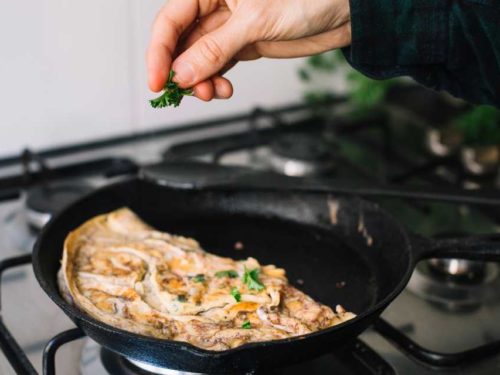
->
[299,50,401,110]
[346,70,397,109]
[193,274,205,283]
[150,70,193,108]
[243,267,264,291]
[455,105,500,146]
[241,320,251,329]
[177,295,187,302]
[306,52,339,72]
[215,270,239,279]
[298,68,311,82]
[230,287,241,302]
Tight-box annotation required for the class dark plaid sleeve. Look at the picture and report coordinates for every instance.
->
[343,0,500,107]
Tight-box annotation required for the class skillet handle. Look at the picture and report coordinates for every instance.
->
[414,234,500,262]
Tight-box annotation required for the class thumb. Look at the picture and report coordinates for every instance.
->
[172,18,250,87]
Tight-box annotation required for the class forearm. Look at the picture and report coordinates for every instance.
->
[343,0,500,106]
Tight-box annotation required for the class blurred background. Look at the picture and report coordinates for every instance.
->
[3,0,500,289]
[1,1,498,161]
[0,0,315,156]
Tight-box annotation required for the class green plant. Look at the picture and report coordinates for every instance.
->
[299,50,399,109]
[150,70,193,108]
[243,267,264,291]
[455,105,500,146]
[305,51,342,73]
[346,71,397,109]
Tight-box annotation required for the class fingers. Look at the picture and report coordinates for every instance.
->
[192,80,214,101]
[212,76,233,99]
[147,0,200,92]
[192,76,233,101]
[172,17,250,88]
[180,9,230,51]
[171,11,236,101]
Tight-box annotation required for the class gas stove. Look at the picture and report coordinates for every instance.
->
[1,99,500,374]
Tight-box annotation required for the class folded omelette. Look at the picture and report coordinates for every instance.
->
[58,208,354,350]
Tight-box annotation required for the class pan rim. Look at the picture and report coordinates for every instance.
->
[32,177,415,360]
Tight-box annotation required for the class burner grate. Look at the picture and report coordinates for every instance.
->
[0,149,138,205]
[374,319,500,367]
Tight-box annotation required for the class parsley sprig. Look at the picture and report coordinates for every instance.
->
[230,287,241,302]
[456,105,500,146]
[241,320,252,329]
[193,274,205,283]
[150,70,193,108]
[215,270,239,279]
[243,267,264,291]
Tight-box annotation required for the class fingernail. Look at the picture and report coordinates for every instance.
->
[173,62,195,85]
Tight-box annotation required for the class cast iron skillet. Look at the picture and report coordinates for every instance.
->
[32,164,500,374]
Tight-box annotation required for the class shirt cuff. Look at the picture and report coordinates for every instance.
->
[343,0,448,79]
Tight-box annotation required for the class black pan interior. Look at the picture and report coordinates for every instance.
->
[36,178,412,316]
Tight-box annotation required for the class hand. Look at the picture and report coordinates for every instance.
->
[147,0,351,101]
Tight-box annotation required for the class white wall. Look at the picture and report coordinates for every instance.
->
[0,0,308,157]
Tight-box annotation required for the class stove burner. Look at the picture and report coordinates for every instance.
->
[407,261,500,311]
[106,349,201,375]
[80,338,203,375]
[127,357,202,375]
[80,337,395,375]
[407,234,500,311]
[25,182,92,230]
[268,132,335,177]
[427,258,487,281]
